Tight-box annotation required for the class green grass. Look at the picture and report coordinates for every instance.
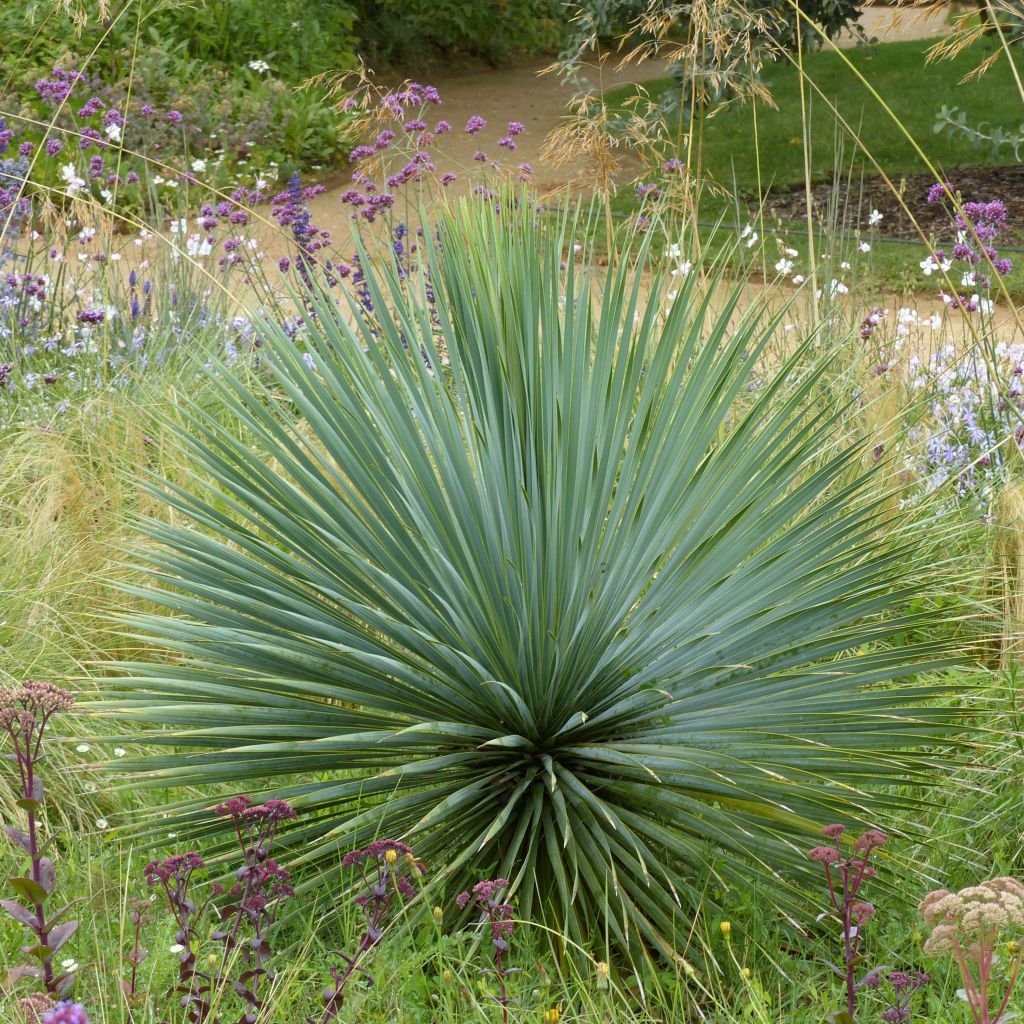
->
[609,36,1022,193]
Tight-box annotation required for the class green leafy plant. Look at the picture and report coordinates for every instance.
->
[100,197,963,956]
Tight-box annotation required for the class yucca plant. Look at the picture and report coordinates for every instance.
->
[97,197,963,956]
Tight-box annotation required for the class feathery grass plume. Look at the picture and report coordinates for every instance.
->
[989,479,1024,669]
[96,192,967,958]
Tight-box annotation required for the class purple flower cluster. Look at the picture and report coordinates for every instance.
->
[927,185,1013,300]
[34,68,85,107]
[908,339,1024,505]
[272,174,332,287]
[42,1003,90,1024]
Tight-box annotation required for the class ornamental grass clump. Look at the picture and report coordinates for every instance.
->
[808,825,889,1023]
[99,195,964,956]
[0,681,80,998]
[920,877,1024,1024]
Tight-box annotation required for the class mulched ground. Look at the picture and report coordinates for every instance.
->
[763,163,1024,242]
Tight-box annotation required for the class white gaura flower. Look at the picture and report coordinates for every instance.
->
[61,958,79,972]
[920,254,951,276]
[868,209,883,226]
[104,122,122,142]
[186,234,213,258]
[169,219,187,235]
[859,242,871,253]
[774,258,793,276]
[60,163,85,194]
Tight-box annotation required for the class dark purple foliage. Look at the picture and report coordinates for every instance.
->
[0,682,80,998]
[457,879,518,1024]
[311,840,425,1024]
[808,824,889,1022]
[143,795,297,1023]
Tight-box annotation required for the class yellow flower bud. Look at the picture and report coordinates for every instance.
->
[543,1010,560,1024]
[433,905,444,922]
[405,851,416,866]
[720,920,731,937]
[208,953,218,967]
[442,969,453,985]
[741,967,751,980]
[385,848,398,865]
[1009,941,1018,955]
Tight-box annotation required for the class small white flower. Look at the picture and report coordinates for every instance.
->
[785,247,798,258]
[96,817,109,830]
[868,209,883,226]
[114,747,127,757]
[168,832,177,839]
[191,158,207,174]
[186,234,213,257]
[792,274,805,285]
[61,959,79,972]
[920,255,951,276]
[169,943,185,954]
[247,59,271,73]
[169,219,187,235]
[840,261,851,270]
[100,188,114,204]
[859,242,871,253]
[104,122,122,142]
[774,258,794,276]
[76,743,91,753]
[671,260,693,277]
[60,163,85,194]
[667,242,682,260]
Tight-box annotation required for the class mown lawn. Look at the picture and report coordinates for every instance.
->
[608,36,1023,193]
